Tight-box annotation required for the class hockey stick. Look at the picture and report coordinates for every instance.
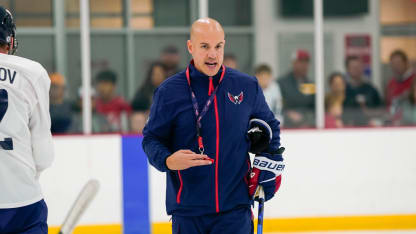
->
[257,186,265,234]
[58,179,100,234]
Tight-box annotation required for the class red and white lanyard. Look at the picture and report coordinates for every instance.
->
[185,65,226,154]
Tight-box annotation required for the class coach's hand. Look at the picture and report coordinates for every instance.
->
[166,149,213,170]
[249,147,285,202]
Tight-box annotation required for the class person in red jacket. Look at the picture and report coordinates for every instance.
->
[94,70,131,132]
[386,50,416,112]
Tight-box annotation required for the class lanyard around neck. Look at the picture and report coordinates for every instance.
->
[186,65,226,154]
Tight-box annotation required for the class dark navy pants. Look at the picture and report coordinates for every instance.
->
[172,206,253,234]
[0,199,48,234]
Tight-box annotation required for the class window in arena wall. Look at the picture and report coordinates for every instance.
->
[380,0,416,25]
[209,0,252,26]
[0,0,52,27]
[65,0,124,28]
[131,0,154,29]
[151,0,190,27]
[64,0,190,29]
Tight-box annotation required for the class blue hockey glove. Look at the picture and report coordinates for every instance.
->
[248,147,285,202]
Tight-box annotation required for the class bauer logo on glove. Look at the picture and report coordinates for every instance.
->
[248,147,285,202]
[253,156,285,173]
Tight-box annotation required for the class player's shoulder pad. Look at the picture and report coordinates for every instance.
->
[8,54,48,81]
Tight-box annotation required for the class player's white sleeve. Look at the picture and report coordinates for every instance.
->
[29,68,54,174]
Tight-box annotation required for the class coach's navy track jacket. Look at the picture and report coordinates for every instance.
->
[142,61,280,216]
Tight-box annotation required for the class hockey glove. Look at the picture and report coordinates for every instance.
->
[249,147,285,202]
[247,118,272,154]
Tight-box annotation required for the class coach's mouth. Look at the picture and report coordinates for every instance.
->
[205,62,218,70]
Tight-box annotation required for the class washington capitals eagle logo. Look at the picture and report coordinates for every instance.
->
[228,91,244,104]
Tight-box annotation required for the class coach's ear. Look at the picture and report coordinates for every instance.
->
[187,40,193,54]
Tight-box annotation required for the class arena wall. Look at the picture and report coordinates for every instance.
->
[42,128,416,233]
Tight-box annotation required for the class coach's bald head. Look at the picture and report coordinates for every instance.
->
[187,18,225,76]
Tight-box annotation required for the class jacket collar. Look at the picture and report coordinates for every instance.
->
[188,60,223,82]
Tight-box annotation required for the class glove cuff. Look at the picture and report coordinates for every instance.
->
[249,118,272,142]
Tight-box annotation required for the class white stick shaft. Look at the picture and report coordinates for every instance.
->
[59,179,100,234]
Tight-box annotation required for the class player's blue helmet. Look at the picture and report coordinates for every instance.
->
[0,6,17,55]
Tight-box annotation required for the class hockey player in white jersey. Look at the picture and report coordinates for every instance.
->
[0,6,54,233]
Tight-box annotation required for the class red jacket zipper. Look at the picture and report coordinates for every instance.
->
[209,77,220,213]
[176,171,183,203]
[213,95,220,213]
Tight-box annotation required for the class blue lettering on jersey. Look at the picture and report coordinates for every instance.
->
[0,67,17,84]
[0,89,13,150]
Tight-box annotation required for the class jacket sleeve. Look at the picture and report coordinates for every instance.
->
[142,86,173,172]
[29,68,54,174]
[250,79,281,152]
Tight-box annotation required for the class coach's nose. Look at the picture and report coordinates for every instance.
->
[207,48,217,60]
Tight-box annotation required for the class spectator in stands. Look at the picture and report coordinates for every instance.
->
[255,63,283,123]
[223,53,238,69]
[343,56,381,126]
[398,80,416,125]
[49,73,73,134]
[70,87,112,133]
[160,45,181,77]
[131,62,167,133]
[94,70,131,132]
[386,50,416,113]
[325,72,346,128]
[278,49,315,128]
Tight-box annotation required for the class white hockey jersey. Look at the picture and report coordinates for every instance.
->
[0,52,54,208]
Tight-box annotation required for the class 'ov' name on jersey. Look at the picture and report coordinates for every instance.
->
[0,67,17,84]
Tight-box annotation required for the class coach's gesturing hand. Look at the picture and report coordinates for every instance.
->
[166,150,213,170]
